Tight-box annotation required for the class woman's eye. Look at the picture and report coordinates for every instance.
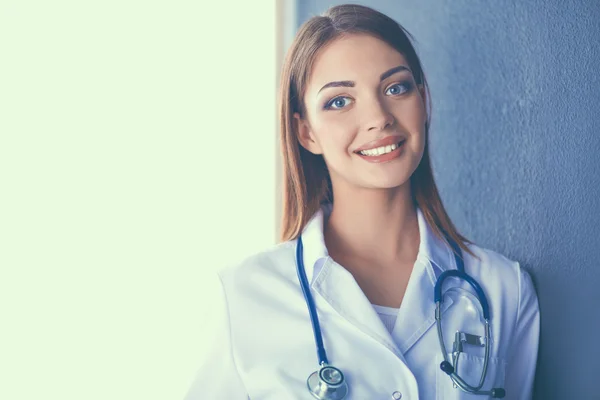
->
[385,82,411,96]
[325,96,352,110]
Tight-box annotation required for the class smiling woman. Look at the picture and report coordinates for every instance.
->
[184,4,540,400]
[292,33,428,201]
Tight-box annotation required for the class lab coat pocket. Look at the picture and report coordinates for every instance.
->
[436,352,506,400]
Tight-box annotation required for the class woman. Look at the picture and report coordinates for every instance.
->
[185,4,539,399]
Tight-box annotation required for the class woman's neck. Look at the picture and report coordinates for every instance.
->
[324,185,420,269]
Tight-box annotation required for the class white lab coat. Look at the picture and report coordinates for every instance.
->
[185,204,540,399]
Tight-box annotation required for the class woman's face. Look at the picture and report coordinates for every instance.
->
[296,34,427,192]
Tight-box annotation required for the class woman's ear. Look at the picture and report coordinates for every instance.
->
[294,112,323,155]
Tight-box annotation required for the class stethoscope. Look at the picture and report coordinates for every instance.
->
[295,235,506,399]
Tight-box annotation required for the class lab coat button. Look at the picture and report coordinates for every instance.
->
[392,391,402,399]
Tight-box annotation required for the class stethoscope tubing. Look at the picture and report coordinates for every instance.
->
[296,235,329,366]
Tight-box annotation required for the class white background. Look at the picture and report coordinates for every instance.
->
[0,1,283,398]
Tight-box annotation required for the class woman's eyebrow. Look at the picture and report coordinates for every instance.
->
[318,80,354,94]
[379,65,411,81]
[317,65,412,94]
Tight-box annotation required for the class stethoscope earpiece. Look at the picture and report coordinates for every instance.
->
[307,365,348,400]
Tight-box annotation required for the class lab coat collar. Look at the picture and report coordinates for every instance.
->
[415,206,458,278]
[299,202,332,285]
[299,202,457,284]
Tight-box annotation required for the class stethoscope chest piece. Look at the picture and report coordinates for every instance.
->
[307,365,348,400]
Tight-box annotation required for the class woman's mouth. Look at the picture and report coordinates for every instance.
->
[355,140,406,163]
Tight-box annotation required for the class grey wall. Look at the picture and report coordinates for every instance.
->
[296,1,600,398]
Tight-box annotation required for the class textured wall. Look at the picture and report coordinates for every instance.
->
[296,1,600,398]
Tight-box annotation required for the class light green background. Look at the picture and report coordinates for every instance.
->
[1,1,277,398]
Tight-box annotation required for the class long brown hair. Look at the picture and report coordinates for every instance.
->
[278,4,475,258]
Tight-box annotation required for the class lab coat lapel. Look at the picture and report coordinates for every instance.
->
[312,257,406,361]
[391,209,459,355]
[392,257,455,355]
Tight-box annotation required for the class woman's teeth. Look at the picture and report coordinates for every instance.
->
[358,141,402,156]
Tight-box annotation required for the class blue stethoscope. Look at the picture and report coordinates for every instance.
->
[296,235,506,399]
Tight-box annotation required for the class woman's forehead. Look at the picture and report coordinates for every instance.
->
[306,34,410,94]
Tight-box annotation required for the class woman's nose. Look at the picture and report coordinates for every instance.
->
[364,99,394,131]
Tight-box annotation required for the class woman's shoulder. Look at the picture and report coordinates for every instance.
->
[463,241,536,303]
[216,239,298,287]
[465,242,519,271]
